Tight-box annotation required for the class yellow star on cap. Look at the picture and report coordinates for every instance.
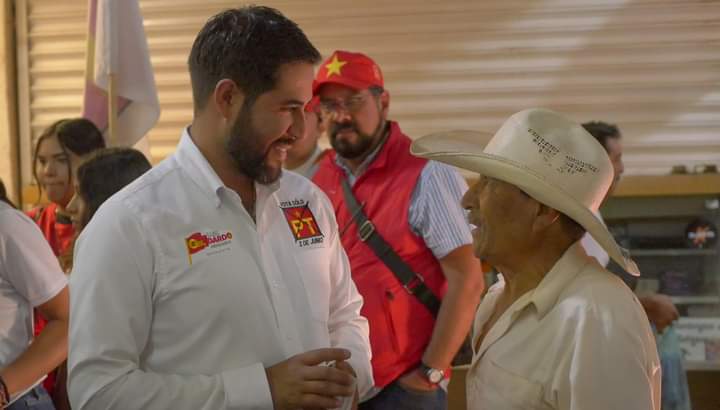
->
[325,55,347,78]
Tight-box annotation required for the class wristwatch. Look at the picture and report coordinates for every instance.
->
[419,362,445,385]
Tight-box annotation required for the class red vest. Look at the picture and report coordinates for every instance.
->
[313,122,447,387]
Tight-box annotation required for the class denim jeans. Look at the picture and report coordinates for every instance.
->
[359,380,447,410]
[7,385,55,410]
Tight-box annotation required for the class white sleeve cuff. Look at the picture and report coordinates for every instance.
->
[221,362,274,410]
[347,354,373,400]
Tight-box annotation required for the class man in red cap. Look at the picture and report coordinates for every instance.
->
[284,97,329,179]
[312,50,485,410]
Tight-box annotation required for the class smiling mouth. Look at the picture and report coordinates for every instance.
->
[267,137,296,161]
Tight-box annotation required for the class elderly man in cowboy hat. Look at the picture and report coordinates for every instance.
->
[412,108,661,410]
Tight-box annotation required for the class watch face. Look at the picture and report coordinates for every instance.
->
[427,369,444,384]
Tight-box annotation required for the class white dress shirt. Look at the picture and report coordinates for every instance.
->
[467,242,661,410]
[68,128,372,410]
[0,202,67,403]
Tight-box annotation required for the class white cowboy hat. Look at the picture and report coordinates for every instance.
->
[410,108,639,276]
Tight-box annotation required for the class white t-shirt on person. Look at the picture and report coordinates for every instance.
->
[0,201,67,401]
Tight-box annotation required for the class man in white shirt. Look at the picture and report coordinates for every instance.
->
[411,108,661,409]
[68,6,371,410]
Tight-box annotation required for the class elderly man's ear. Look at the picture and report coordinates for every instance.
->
[531,204,562,233]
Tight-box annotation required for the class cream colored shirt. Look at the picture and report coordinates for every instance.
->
[68,128,372,409]
[467,242,660,410]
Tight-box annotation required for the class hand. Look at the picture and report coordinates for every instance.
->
[333,360,356,378]
[397,368,438,393]
[641,293,680,333]
[334,361,359,410]
[265,348,356,410]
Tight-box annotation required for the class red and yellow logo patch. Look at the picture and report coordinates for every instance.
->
[282,204,323,242]
[186,232,209,255]
[185,230,233,264]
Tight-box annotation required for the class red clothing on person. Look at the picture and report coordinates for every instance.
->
[313,122,447,388]
[26,203,75,259]
[26,202,74,397]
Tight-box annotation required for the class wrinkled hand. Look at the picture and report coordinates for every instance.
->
[641,293,680,332]
[397,368,438,393]
[266,348,356,410]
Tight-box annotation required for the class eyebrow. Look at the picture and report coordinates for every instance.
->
[38,152,68,159]
[281,99,306,106]
[320,92,366,101]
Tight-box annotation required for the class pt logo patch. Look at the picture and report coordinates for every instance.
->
[185,230,233,264]
[280,199,325,248]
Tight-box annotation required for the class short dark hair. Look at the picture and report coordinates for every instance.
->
[32,118,106,198]
[76,148,151,229]
[0,178,14,208]
[582,121,620,152]
[188,6,321,111]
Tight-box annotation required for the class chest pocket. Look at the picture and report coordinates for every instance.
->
[469,359,550,410]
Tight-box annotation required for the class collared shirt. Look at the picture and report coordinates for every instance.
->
[290,145,326,179]
[0,202,66,404]
[68,128,372,410]
[467,242,661,410]
[335,126,472,259]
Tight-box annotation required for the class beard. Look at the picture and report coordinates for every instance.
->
[225,101,283,185]
[329,119,385,160]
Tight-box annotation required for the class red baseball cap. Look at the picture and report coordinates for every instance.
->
[304,96,320,113]
[313,50,384,95]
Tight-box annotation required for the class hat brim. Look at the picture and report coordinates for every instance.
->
[411,130,640,276]
[313,77,376,94]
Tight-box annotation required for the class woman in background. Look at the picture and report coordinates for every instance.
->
[28,119,105,271]
[26,118,104,408]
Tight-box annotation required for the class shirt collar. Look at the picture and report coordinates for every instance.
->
[492,241,590,324]
[175,127,225,207]
[524,241,591,319]
[175,127,283,210]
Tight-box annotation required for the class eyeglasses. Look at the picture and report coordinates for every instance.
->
[319,92,373,116]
